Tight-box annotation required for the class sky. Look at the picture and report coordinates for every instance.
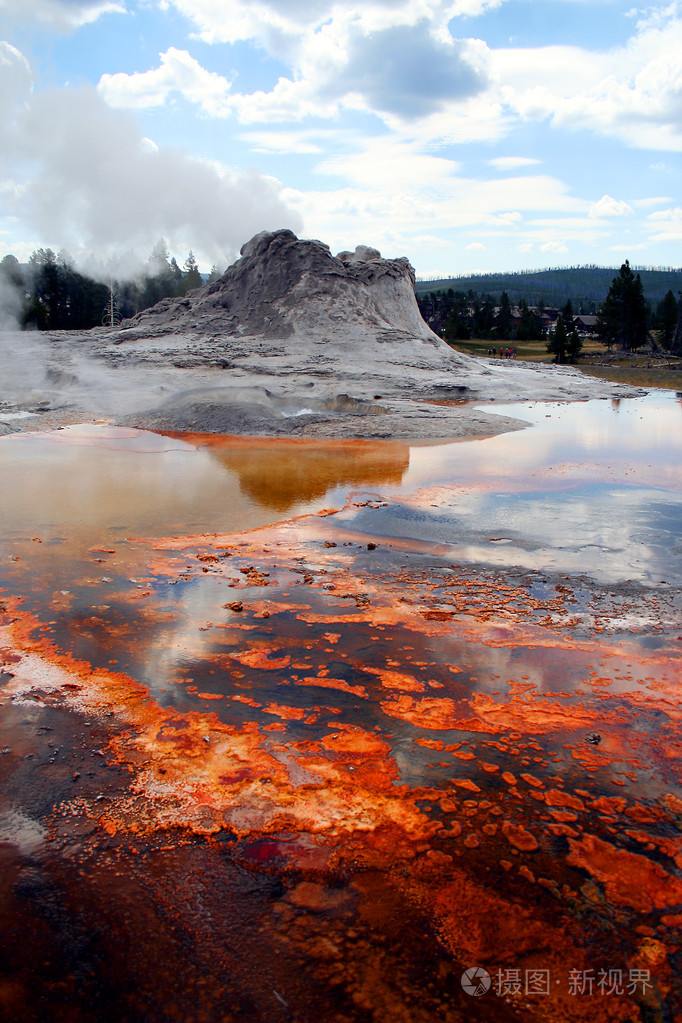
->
[0,0,681,279]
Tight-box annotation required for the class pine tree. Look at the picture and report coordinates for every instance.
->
[142,239,174,308]
[547,314,568,363]
[657,290,678,351]
[517,298,542,341]
[566,327,583,362]
[148,238,170,275]
[169,257,183,295]
[596,260,648,351]
[477,297,495,338]
[25,249,63,328]
[182,251,203,292]
[495,291,513,340]
[0,253,24,290]
[22,248,108,330]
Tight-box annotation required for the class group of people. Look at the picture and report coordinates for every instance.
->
[487,347,517,359]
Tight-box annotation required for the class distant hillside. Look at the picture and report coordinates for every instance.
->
[415,266,682,312]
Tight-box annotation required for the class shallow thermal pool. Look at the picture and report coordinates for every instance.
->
[0,391,681,1023]
[1,393,680,577]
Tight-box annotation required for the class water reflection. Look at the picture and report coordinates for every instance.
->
[0,426,410,538]
[1,395,679,589]
[398,392,682,492]
[336,392,682,586]
[188,435,409,511]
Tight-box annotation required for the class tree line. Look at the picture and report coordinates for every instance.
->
[417,261,680,360]
[415,264,682,309]
[417,288,546,343]
[0,242,224,331]
[2,245,679,357]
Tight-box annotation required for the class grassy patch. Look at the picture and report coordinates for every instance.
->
[448,338,552,362]
[446,338,682,390]
[576,360,682,390]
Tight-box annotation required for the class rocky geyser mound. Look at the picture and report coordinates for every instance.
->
[122,229,448,351]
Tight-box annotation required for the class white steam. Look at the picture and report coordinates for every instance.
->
[0,329,188,422]
[0,42,302,276]
[0,275,23,331]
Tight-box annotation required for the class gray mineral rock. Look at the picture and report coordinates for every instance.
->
[120,228,450,352]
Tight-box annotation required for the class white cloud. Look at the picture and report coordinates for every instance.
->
[410,233,455,247]
[383,93,507,143]
[447,0,502,14]
[589,194,635,218]
[540,240,569,253]
[497,8,682,151]
[238,130,323,154]
[466,241,486,250]
[495,44,603,99]
[634,2,682,32]
[317,138,462,189]
[229,77,338,124]
[316,21,490,119]
[98,47,233,116]
[165,0,333,46]
[488,156,540,170]
[630,194,673,209]
[0,0,124,33]
[0,43,32,134]
[166,0,503,48]
[491,210,522,225]
[518,215,610,249]
[281,153,584,259]
[609,241,650,252]
[147,3,494,125]
[92,2,682,159]
[647,205,682,241]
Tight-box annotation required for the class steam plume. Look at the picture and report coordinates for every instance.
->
[0,42,302,275]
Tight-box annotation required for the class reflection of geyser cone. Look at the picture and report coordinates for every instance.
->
[201,437,410,511]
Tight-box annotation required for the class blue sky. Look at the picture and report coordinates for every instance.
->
[1,0,681,278]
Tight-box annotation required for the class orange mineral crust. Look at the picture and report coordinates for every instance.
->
[397,874,636,1023]
[380,694,459,730]
[501,821,539,851]
[363,665,426,692]
[2,468,681,1021]
[1,608,436,843]
[230,648,292,670]
[566,835,682,912]
[298,674,369,698]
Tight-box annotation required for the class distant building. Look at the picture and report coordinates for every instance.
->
[573,314,598,335]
